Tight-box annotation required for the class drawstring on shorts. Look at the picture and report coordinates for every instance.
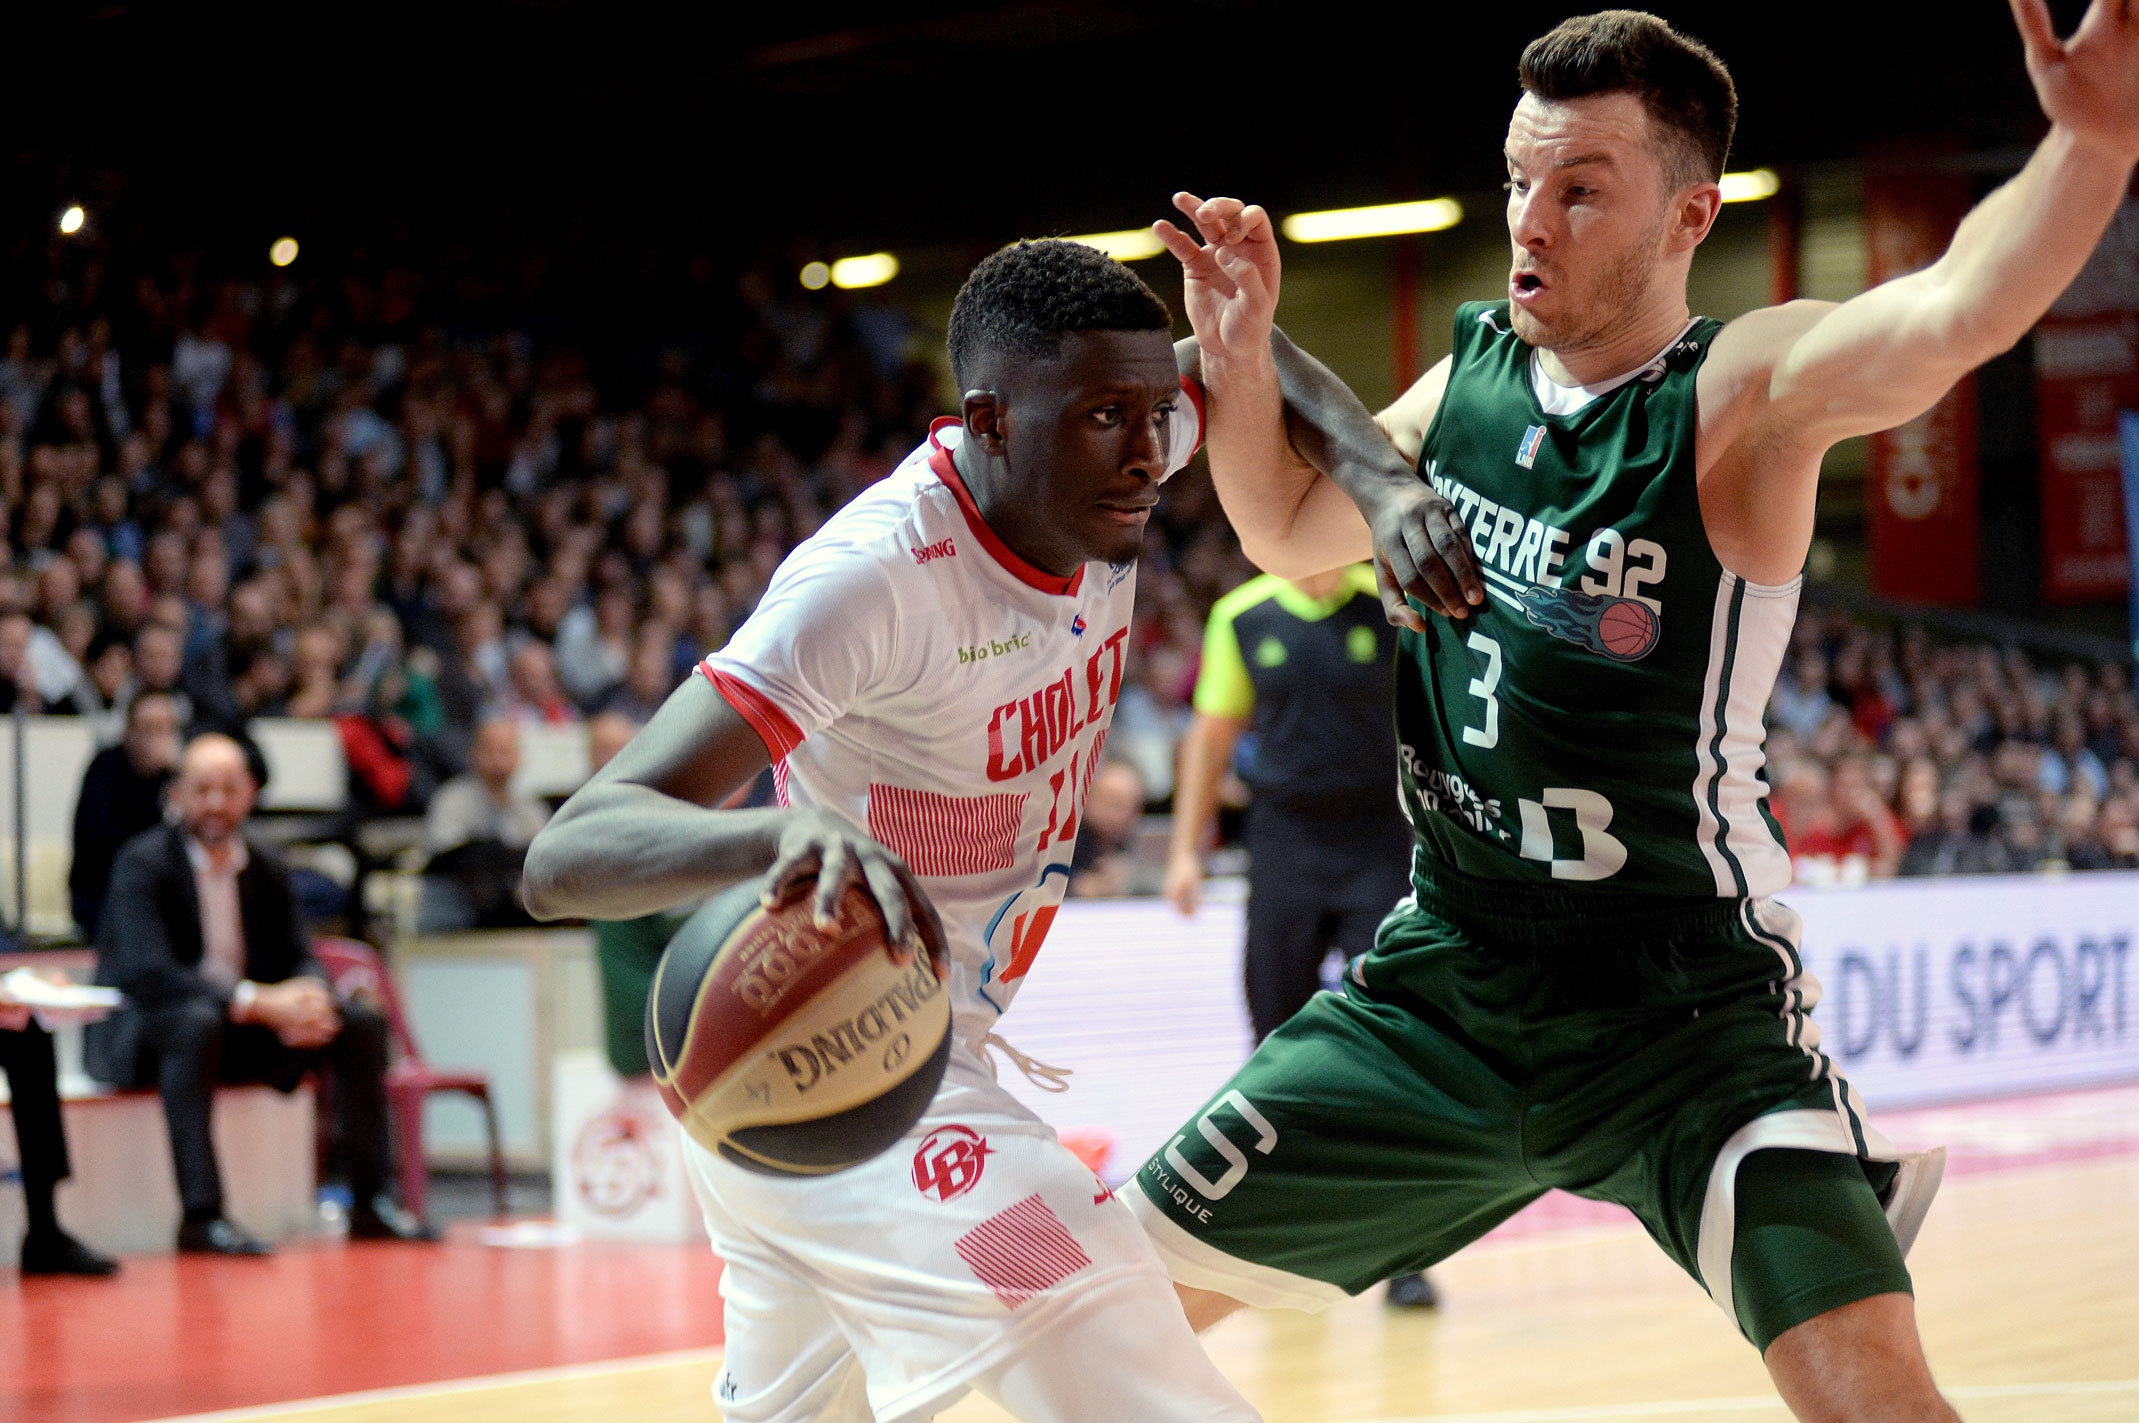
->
[980,1032,1073,1094]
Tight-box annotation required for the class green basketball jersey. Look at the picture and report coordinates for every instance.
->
[1397,301,1796,899]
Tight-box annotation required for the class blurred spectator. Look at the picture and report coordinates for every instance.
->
[85,734,434,1252]
[1069,760,1148,898]
[418,717,551,930]
[497,640,579,725]
[601,632,684,723]
[70,691,182,936]
[0,612,41,712]
[1774,754,1905,885]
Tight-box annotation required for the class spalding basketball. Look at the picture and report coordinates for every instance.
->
[1597,598,1660,661]
[646,873,950,1176]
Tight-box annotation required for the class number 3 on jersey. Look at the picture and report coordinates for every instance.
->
[1462,632,1501,749]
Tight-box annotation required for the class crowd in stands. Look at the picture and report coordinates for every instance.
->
[1768,608,2139,883]
[0,240,2133,913]
[0,240,1263,932]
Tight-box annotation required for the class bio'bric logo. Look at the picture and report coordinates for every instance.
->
[957,631,1033,665]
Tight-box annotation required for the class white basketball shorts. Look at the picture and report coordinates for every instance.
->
[684,1041,1258,1423]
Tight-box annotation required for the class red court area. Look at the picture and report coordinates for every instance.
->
[2,1238,725,1423]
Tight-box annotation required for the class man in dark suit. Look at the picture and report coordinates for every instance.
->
[69,690,181,938]
[86,733,433,1254]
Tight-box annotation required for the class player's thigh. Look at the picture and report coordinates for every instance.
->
[705,1234,871,1423]
[1131,984,1539,1306]
[1734,1147,1914,1355]
[968,1270,1259,1423]
[1539,905,1924,1347]
[690,1054,1195,1422]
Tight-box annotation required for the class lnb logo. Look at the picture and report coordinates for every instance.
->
[957,631,1032,664]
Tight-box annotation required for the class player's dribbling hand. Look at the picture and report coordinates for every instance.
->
[2012,0,2139,162]
[1154,193,1281,368]
[1364,481,1486,628]
[764,809,951,980]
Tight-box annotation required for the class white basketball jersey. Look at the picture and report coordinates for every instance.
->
[702,389,1202,1048]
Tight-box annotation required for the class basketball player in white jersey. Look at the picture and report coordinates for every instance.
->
[523,240,1273,1423]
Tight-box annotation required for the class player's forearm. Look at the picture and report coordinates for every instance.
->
[1779,127,2133,441]
[1185,336,1363,575]
[521,783,788,921]
[1269,329,1420,508]
[1920,125,2132,365]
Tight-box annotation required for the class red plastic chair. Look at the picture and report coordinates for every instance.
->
[312,936,509,1224]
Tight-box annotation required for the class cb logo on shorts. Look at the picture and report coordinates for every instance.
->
[913,1124,993,1202]
[1164,1090,1276,1201]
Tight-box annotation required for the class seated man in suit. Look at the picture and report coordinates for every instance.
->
[87,733,434,1254]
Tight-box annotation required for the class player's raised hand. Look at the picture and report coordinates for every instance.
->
[1153,192,1281,366]
[2013,0,2139,160]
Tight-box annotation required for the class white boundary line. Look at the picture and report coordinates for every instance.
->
[147,1369,2138,1423]
[1336,1379,2139,1423]
[142,1348,726,1423]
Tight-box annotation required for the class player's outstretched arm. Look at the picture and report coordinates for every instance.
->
[1725,0,2139,451]
[1160,192,1483,626]
[521,675,946,969]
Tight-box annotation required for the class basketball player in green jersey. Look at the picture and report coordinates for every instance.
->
[1135,6,2139,1419]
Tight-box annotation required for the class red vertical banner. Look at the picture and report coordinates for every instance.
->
[1863,170,1981,606]
[2034,199,2139,605]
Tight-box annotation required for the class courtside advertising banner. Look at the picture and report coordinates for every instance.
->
[1782,874,2137,1108]
[994,877,2139,1177]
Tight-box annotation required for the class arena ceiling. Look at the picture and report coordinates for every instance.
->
[5,1,2072,261]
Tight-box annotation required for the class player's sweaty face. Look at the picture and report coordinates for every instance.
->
[1503,92,1672,352]
[1000,329,1182,571]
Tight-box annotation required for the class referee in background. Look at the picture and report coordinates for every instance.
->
[1165,563,1435,1308]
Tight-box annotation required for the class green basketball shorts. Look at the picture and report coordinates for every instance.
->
[1130,869,1946,1347]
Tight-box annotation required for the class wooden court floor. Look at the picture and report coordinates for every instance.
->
[141,1147,2139,1423]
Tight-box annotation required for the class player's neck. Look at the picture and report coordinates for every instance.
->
[1535,298,1691,389]
[950,442,1082,579]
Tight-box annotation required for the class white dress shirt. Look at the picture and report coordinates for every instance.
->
[185,835,250,997]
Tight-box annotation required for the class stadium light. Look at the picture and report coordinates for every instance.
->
[799,261,831,290]
[1280,198,1463,243]
[1719,169,1781,203]
[58,205,85,236]
[1065,229,1165,262]
[829,253,899,289]
[269,237,299,268]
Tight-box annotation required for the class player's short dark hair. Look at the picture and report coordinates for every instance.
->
[946,239,1172,390]
[1518,11,1737,189]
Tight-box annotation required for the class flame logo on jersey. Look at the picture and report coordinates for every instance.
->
[1506,583,1660,662]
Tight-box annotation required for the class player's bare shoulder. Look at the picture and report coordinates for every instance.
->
[1694,299,1841,470]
